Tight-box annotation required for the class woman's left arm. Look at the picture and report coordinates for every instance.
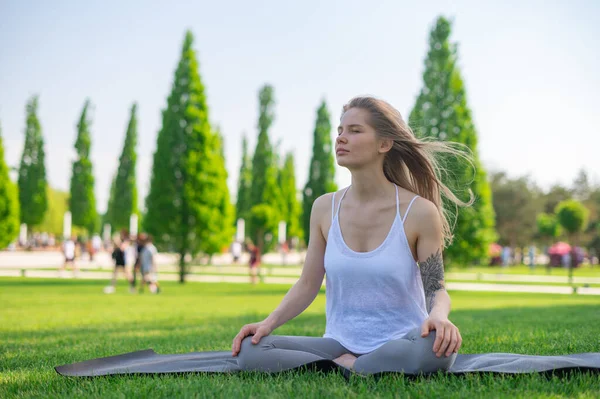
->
[415,200,462,358]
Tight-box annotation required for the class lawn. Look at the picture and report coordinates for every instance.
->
[1,278,599,398]
[447,265,600,277]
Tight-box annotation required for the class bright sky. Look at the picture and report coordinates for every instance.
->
[1,0,598,213]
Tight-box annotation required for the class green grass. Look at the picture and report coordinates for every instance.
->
[448,265,600,277]
[1,278,599,398]
[448,280,600,288]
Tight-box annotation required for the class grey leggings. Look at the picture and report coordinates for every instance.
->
[237,327,457,375]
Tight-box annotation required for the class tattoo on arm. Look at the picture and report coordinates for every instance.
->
[418,249,446,312]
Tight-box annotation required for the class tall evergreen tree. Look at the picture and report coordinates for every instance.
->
[200,128,235,258]
[0,122,20,248]
[18,96,48,229]
[38,186,69,236]
[235,135,252,224]
[145,31,228,281]
[107,103,138,232]
[69,100,97,234]
[249,84,283,250]
[280,152,303,243]
[303,100,337,243]
[408,16,496,266]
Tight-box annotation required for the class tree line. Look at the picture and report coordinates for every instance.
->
[1,17,597,281]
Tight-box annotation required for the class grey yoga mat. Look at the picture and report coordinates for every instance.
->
[55,349,600,377]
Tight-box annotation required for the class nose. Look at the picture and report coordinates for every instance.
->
[336,134,347,145]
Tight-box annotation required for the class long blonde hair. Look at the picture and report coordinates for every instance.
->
[342,96,475,246]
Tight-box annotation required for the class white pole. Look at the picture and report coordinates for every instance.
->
[63,212,72,239]
[236,218,245,243]
[278,221,286,244]
[278,220,287,265]
[130,214,138,238]
[103,224,111,243]
[19,224,27,246]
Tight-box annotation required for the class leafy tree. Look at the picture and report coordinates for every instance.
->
[69,100,97,234]
[0,123,20,248]
[144,31,229,281]
[18,96,48,229]
[280,152,303,243]
[235,135,252,228]
[248,84,283,252]
[302,100,337,243]
[106,103,138,232]
[555,199,589,282]
[408,16,496,266]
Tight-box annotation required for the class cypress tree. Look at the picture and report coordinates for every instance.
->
[249,84,283,251]
[107,103,138,232]
[199,128,235,258]
[18,96,48,229]
[408,16,496,266]
[303,100,337,243]
[235,135,252,224]
[145,31,226,281]
[69,100,97,234]
[280,152,302,243]
[0,122,20,248]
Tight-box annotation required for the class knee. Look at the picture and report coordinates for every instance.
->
[237,336,270,370]
[409,329,457,373]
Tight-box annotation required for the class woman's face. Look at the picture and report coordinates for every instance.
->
[336,107,382,169]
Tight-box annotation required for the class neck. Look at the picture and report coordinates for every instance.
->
[349,168,394,203]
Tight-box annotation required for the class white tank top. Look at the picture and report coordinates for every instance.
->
[323,184,429,354]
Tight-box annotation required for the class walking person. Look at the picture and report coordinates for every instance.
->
[247,241,261,285]
[139,235,160,294]
[104,239,130,294]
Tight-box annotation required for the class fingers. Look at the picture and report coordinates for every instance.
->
[445,329,459,357]
[251,329,264,344]
[432,326,444,354]
[231,325,250,357]
[436,326,452,358]
[455,330,463,353]
[420,321,430,337]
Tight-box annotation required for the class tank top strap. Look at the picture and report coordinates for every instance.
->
[402,195,420,224]
[333,187,351,220]
[331,192,336,222]
[394,184,400,216]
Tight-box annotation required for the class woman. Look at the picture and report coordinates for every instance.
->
[231,96,473,375]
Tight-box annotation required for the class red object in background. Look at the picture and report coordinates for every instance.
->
[547,242,572,255]
[489,243,502,256]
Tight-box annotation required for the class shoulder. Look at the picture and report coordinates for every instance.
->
[410,196,442,233]
[311,189,339,216]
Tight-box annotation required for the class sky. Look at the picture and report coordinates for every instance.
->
[1,0,599,213]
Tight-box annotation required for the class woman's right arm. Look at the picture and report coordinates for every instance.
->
[231,194,330,356]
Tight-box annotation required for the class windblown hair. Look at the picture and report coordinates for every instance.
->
[342,96,475,246]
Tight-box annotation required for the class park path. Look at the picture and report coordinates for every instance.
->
[1,250,599,295]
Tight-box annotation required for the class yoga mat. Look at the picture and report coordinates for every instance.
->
[55,349,600,377]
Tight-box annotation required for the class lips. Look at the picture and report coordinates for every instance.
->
[336,148,349,155]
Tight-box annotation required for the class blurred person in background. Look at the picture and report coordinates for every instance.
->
[139,235,160,294]
[104,238,130,294]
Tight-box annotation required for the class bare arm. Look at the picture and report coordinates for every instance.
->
[232,194,330,355]
[415,199,461,357]
[262,195,329,330]
[419,248,450,317]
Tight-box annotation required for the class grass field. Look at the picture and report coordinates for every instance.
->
[447,265,600,277]
[1,278,599,398]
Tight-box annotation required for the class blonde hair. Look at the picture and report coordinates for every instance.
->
[342,96,475,246]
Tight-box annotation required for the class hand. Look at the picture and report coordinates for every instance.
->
[231,321,274,357]
[420,315,462,358]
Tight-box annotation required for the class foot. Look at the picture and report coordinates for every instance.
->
[333,353,357,369]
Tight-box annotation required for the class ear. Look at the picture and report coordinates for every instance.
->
[378,138,394,154]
